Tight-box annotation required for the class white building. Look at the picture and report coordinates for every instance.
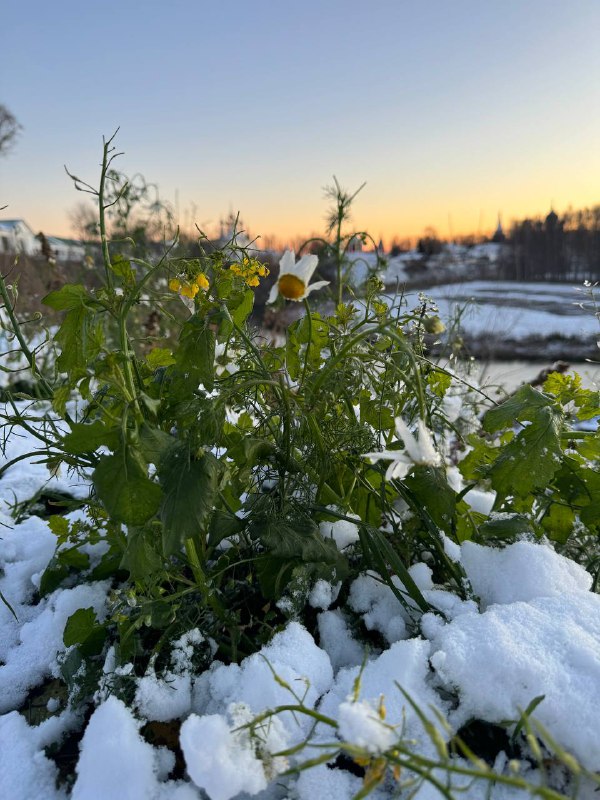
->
[0,219,39,256]
[47,236,85,261]
[0,219,85,262]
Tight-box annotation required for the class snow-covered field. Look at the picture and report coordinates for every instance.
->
[424,281,598,343]
[1,407,600,799]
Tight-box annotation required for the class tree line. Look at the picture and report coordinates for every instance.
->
[499,206,600,282]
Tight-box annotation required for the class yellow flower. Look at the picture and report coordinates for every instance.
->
[180,282,199,299]
[195,273,210,291]
[229,257,269,287]
[169,272,209,300]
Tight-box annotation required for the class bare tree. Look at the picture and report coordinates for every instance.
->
[69,201,99,240]
[0,105,22,156]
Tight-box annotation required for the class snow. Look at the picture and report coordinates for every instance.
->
[423,281,598,342]
[0,711,67,800]
[317,609,365,671]
[192,622,333,744]
[0,579,109,713]
[429,591,600,771]
[72,696,179,800]
[461,539,592,607]
[348,572,409,643]
[337,698,397,754]
[295,763,362,800]
[2,408,600,797]
[319,517,360,550]
[319,637,446,760]
[181,703,288,800]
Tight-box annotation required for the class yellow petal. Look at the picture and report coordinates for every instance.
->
[195,273,210,291]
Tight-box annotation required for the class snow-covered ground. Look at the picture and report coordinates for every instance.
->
[1,408,600,798]
[423,281,598,342]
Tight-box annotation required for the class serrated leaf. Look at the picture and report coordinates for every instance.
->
[62,420,119,455]
[59,547,90,569]
[159,446,220,555]
[55,305,103,375]
[489,407,562,499]
[110,254,135,285]
[229,288,254,326]
[52,385,71,416]
[43,283,89,311]
[404,466,456,533]
[120,528,164,579]
[147,348,176,369]
[48,515,70,539]
[541,504,576,544]
[483,385,553,433]
[207,510,244,549]
[176,316,215,390]
[260,518,340,564]
[459,434,499,481]
[63,607,96,647]
[427,370,452,397]
[93,449,162,526]
[138,423,175,464]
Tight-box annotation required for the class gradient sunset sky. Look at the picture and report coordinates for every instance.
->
[2,0,600,245]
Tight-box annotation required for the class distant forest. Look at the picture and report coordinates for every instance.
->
[499,206,600,282]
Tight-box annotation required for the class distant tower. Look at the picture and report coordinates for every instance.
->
[491,213,505,243]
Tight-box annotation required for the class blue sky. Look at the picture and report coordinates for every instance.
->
[2,0,600,242]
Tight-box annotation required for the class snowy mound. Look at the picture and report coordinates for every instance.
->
[1,531,599,798]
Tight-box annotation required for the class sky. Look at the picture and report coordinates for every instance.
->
[2,0,600,245]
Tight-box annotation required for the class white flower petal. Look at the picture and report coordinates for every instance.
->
[304,280,330,296]
[394,417,421,463]
[267,283,279,304]
[293,254,319,283]
[279,250,296,273]
[415,420,441,466]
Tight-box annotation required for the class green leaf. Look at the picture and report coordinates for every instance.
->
[404,466,456,533]
[93,449,162,526]
[483,385,553,433]
[489,407,563,499]
[541,504,576,544]
[260,517,340,564]
[39,560,69,596]
[62,420,120,455]
[229,288,254,326]
[478,513,532,541]
[63,607,96,647]
[147,348,176,369]
[138,423,175,464]
[285,328,301,381]
[55,305,103,376]
[359,393,395,432]
[207,510,244,549]
[176,316,215,390]
[43,283,89,311]
[52,385,71,416]
[120,527,164,579]
[48,515,70,540]
[427,370,452,398]
[159,446,220,555]
[110,254,135,285]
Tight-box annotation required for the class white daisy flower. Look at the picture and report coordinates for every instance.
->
[267,250,329,302]
[364,417,442,481]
